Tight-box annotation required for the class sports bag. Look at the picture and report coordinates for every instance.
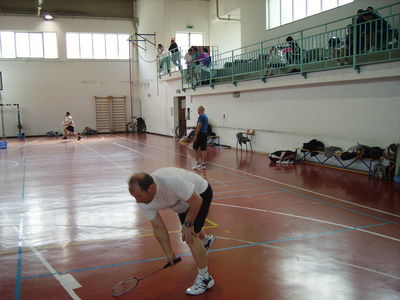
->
[269,150,297,164]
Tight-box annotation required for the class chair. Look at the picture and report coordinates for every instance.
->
[207,135,220,146]
[236,130,255,153]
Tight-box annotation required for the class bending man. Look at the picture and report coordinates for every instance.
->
[128,167,216,295]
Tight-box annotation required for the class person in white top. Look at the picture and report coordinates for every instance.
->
[62,112,81,140]
[184,48,194,83]
[157,44,169,72]
[128,167,216,295]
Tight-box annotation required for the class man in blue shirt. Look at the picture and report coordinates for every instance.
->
[193,106,208,170]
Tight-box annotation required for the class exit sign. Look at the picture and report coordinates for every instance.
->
[186,25,193,29]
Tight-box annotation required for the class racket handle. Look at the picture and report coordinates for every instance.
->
[163,257,182,268]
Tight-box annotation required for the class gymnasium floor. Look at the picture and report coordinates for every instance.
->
[0,134,399,300]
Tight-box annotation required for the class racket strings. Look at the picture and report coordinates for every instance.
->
[111,278,139,296]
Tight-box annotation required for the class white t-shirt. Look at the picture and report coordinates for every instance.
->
[137,167,208,220]
[63,116,75,127]
[184,52,193,65]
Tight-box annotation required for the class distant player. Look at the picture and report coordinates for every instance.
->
[62,112,81,140]
[192,106,208,170]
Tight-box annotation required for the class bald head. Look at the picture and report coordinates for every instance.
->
[128,172,157,203]
[128,172,154,193]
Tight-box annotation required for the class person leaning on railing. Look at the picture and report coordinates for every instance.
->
[198,48,211,67]
[168,38,181,69]
[157,44,170,73]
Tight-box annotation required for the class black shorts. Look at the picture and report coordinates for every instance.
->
[178,183,213,233]
[66,126,75,132]
[193,132,207,151]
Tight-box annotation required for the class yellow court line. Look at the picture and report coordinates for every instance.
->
[0,218,219,256]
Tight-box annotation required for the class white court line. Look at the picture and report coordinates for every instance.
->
[212,202,400,242]
[114,135,400,219]
[112,142,166,163]
[216,236,400,280]
[14,138,44,150]
[0,160,19,170]
[29,246,82,299]
[13,226,82,299]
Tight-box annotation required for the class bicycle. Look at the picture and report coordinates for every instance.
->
[175,124,188,138]
[126,116,138,133]
[126,116,147,134]
[175,125,196,140]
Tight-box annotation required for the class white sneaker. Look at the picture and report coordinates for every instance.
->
[186,274,215,295]
[192,161,201,170]
[200,162,206,170]
[203,234,216,251]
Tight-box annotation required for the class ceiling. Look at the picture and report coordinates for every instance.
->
[0,0,134,19]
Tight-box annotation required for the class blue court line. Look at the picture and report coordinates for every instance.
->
[15,215,24,300]
[15,146,27,300]
[278,187,400,226]
[21,222,390,280]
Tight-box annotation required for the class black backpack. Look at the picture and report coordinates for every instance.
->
[137,118,146,133]
[207,124,215,136]
[302,139,324,156]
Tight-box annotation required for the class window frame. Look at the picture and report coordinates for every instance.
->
[66,32,130,60]
[266,0,354,30]
[0,31,58,59]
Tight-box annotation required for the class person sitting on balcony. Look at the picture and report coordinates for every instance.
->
[364,6,390,51]
[266,46,286,76]
[284,36,301,64]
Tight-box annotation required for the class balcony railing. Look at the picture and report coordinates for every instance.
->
[156,2,400,91]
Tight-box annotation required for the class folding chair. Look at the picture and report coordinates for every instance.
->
[236,130,255,153]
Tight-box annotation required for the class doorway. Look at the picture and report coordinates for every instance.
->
[173,96,186,137]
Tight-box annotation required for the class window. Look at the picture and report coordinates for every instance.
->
[66,32,130,59]
[266,0,354,29]
[0,31,57,59]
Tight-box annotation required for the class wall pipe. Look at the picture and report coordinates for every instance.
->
[216,0,240,21]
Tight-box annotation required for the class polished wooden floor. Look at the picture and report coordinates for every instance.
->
[0,134,399,300]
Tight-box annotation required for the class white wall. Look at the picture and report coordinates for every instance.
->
[1,0,399,153]
[157,63,400,152]
[135,0,210,135]
[209,0,241,54]
[133,0,400,153]
[0,15,134,136]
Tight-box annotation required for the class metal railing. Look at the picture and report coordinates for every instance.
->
[157,46,219,77]
[163,2,400,91]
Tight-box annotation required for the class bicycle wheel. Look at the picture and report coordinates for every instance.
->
[138,122,146,133]
[175,125,186,138]
[126,122,137,133]
[141,123,146,133]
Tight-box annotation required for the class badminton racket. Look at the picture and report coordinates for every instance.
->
[111,257,182,296]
